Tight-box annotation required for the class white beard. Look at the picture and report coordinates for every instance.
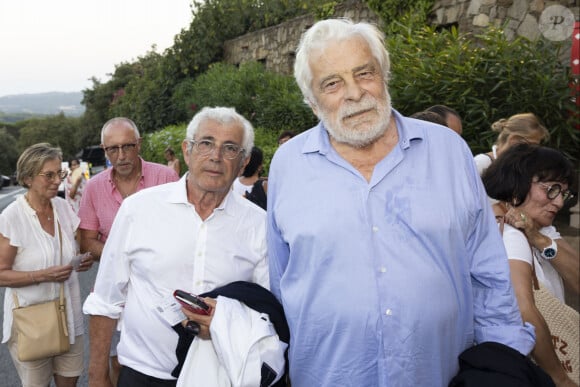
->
[319,90,392,148]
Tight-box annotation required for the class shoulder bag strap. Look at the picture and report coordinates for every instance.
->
[57,221,69,337]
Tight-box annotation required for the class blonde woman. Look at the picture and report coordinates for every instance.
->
[0,143,94,387]
[474,113,550,176]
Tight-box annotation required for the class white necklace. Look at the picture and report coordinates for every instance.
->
[25,194,53,221]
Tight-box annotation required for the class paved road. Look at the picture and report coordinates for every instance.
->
[1,185,95,386]
[0,186,26,213]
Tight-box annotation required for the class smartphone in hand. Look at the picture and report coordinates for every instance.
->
[70,252,90,270]
[173,290,211,315]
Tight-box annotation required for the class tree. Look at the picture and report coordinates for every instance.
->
[17,114,82,160]
[0,128,19,174]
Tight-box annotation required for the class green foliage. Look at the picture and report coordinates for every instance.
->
[108,52,182,132]
[365,0,433,34]
[140,123,281,175]
[253,127,281,174]
[81,0,325,142]
[16,113,83,160]
[0,128,19,174]
[387,25,579,160]
[141,124,187,171]
[180,61,316,132]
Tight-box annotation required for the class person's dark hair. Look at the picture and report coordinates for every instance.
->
[69,158,80,166]
[482,143,576,206]
[426,105,460,121]
[165,147,175,156]
[277,131,295,144]
[410,111,447,126]
[242,147,264,178]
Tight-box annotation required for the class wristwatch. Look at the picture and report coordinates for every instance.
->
[540,239,558,260]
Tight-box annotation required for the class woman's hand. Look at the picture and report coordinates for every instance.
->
[504,207,533,232]
[75,252,94,272]
[505,207,553,251]
[43,264,74,283]
[181,297,217,340]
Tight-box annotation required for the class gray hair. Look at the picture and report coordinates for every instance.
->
[17,143,63,188]
[185,107,254,157]
[294,18,390,106]
[100,117,140,144]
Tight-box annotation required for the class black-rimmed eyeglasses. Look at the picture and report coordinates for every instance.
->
[38,170,68,181]
[103,143,138,155]
[188,139,244,160]
[536,182,575,202]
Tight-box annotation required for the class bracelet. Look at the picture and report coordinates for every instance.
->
[28,272,37,285]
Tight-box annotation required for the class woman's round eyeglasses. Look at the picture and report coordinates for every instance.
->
[38,170,68,182]
[536,182,575,202]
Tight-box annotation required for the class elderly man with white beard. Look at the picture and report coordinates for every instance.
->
[266,19,536,387]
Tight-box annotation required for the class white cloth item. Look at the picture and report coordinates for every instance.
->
[502,224,565,302]
[232,178,253,196]
[177,296,287,387]
[83,175,269,380]
[473,153,493,176]
[0,195,83,344]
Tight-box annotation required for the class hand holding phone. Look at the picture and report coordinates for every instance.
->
[70,252,91,271]
[173,290,211,315]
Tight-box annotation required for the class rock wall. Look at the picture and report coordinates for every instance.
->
[434,0,578,41]
[223,1,380,75]
[223,0,578,74]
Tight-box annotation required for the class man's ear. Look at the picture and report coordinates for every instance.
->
[308,99,320,118]
[181,140,191,161]
[238,154,251,176]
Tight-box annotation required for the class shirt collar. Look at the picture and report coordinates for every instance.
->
[300,108,423,155]
[166,173,238,218]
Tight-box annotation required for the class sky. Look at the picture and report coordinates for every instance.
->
[0,0,194,97]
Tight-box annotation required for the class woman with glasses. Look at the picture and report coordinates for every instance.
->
[482,143,579,387]
[0,143,93,386]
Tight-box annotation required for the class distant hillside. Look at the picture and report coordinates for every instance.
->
[0,92,84,118]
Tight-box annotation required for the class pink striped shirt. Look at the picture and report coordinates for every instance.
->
[78,158,179,241]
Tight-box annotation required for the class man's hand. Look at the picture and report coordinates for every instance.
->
[181,297,217,340]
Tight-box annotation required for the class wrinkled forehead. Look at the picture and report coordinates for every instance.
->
[195,118,245,143]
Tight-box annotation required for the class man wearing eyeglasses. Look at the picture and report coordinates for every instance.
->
[83,107,269,387]
[78,117,178,385]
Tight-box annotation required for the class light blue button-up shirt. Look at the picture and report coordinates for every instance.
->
[267,110,535,387]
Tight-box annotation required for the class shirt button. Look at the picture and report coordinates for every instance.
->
[385,309,393,316]
[372,226,379,232]
[379,267,386,273]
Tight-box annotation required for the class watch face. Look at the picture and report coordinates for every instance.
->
[543,247,557,259]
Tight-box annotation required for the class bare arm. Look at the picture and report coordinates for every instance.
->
[69,175,82,199]
[522,226,579,297]
[88,315,116,387]
[80,229,104,261]
[551,238,579,296]
[509,260,577,386]
[0,233,73,286]
[505,207,579,297]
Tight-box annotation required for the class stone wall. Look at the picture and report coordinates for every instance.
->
[223,1,380,75]
[223,0,578,74]
[433,0,578,41]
